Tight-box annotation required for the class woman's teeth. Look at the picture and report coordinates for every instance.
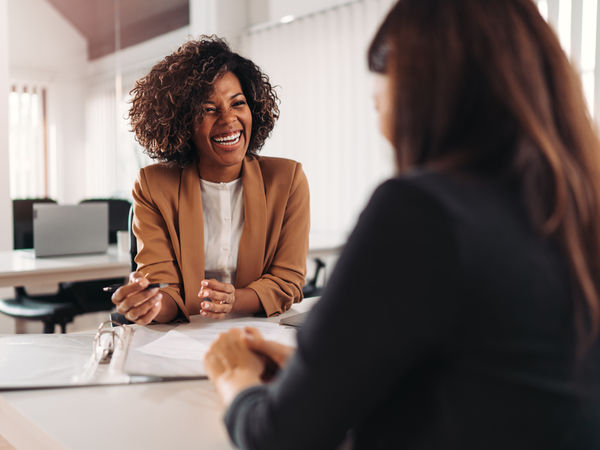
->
[212,131,242,146]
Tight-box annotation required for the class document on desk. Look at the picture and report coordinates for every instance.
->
[121,317,297,378]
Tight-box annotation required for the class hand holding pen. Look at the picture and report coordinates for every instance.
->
[108,273,168,325]
[103,282,168,293]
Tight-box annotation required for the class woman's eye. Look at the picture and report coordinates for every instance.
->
[233,100,247,107]
[203,106,216,113]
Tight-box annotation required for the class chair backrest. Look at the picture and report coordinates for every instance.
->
[302,257,326,298]
[80,198,131,244]
[128,205,138,272]
[13,198,58,249]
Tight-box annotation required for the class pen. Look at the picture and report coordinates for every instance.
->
[102,282,169,293]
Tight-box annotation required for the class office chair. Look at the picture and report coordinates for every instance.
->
[128,204,137,272]
[302,258,326,298]
[63,199,132,314]
[0,198,80,333]
[110,205,137,325]
[12,197,57,249]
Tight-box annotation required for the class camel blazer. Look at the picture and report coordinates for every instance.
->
[131,156,310,319]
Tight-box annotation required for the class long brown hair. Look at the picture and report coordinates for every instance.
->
[370,0,600,352]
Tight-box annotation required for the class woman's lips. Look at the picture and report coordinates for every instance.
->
[211,130,242,146]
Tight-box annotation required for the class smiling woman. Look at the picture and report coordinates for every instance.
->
[113,36,310,325]
[193,72,253,182]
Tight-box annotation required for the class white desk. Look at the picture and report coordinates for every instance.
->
[0,238,341,289]
[0,299,317,450]
[308,231,345,259]
[0,245,131,288]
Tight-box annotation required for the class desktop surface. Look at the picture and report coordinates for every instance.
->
[0,245,130,288]
[0,380,233,450]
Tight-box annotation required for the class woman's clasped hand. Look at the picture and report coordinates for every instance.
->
[198,279,236,319]
[205,327,294,405]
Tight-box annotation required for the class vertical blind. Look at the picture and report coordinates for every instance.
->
[536,0,600,114]
[241,0,396,239]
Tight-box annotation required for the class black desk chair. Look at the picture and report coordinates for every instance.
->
[0,199,80,333]
[302,258,326,298]
[110,205,137,325]
[128,204,137,272]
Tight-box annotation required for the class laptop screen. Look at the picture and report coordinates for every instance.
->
[33,203,109,257]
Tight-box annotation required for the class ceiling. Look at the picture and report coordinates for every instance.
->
[45,0,189,60]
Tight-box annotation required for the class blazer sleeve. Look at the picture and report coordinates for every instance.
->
[132,168,190,320]
[246,163,310,316]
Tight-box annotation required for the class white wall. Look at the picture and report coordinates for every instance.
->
[189,0,217,35]
[0,0,11,251]
[8,0,87,204]
[246,0,352,26]
[267,0,351,22]
[248,0,269,26]
[190,0,249,48]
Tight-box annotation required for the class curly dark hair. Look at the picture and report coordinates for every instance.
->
[129,36,279,167]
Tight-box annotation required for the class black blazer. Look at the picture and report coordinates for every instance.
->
[225,171,600,450]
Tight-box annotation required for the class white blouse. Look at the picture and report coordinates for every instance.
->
[200,178,245,284]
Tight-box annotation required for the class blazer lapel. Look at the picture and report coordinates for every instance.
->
[236,157,267,288]
[178,165,204,311]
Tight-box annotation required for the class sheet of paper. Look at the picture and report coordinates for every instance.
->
[135,330,209,361]
[124,318,297,377]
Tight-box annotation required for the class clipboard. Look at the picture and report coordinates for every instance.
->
[0,323,133,391]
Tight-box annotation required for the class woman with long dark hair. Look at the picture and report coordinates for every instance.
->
[205,1,600,448]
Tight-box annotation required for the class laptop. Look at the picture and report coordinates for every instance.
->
[33,203,109,257]
[279,311,310,328]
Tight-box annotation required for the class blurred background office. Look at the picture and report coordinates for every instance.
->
[0,0,598,333]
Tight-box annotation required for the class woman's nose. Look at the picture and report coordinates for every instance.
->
[219,108,237,124]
